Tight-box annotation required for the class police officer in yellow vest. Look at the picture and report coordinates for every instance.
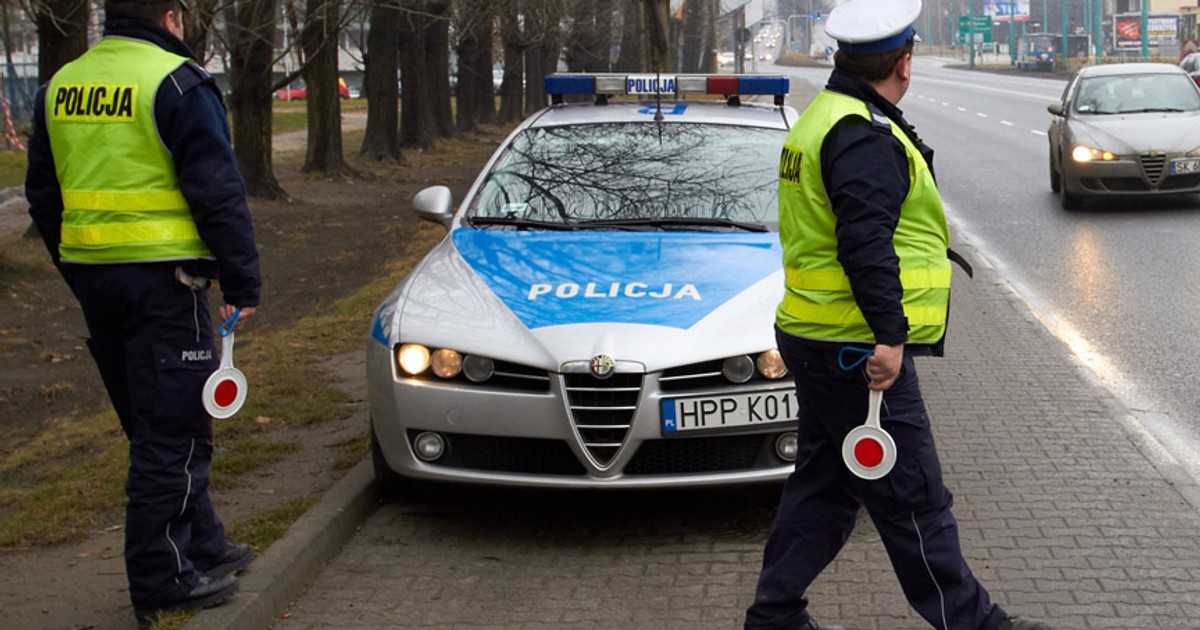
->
[25,1,258,625]
[744,2,1050,629]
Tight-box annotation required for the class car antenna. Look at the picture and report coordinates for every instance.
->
[654,64,665,123]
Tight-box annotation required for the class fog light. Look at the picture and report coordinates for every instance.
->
[431,348,463,378]
[413,431,446,462]
[722,355,755,383]
[463,354,494,382]
[397,344,431,376]
[756,350,788,379]
[775,432,798,462]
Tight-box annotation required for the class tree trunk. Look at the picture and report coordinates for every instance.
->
[497,7,524,123]
[33,0,88,84]
[615,0,645,72]
[301,0,350,174]
[425,1,456,139]
[227,0,287,199]
[361,0,401,160]
[454,8,494,134]
[398,1,436,149]
[680,0,705,73]
[644,0,671,73]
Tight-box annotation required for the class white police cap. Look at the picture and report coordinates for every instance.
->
[825,0,921,54]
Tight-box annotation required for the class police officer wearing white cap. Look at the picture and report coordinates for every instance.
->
[744,1,1051,629]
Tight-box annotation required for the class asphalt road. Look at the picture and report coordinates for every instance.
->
[782,58,1200,483]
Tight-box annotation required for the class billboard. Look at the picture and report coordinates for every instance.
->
[1114,13,1181,49]
[983,0,1030,23]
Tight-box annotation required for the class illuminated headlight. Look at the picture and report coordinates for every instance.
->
[431,348,463,378]
[722,356,755,383]
[463,355,495,382]
[1071,145,1116,163]
[396,343,431,375]
[756,350,788,379]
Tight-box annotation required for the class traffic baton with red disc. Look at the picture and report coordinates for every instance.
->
[202,308,248,419]
[842,388,897,480]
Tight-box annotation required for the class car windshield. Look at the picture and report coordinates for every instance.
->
[1073,73,1200,115]
[466,122,784,231]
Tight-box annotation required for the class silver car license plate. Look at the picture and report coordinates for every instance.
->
[1170,158,1200,174]
[661,389,797,434]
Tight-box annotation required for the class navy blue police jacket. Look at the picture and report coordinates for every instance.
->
[25,19,262,308]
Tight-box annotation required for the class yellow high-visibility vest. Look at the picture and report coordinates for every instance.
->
[47,37,212,263]
[776,90,950,345]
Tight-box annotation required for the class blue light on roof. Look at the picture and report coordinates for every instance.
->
[737,76,789,95]
[544,74,595,95]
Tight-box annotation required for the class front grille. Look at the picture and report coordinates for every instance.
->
[564,373,642,466]
[490,360,551,392]
[1160,173,1200,191]
[1097,177,1149,192]
[1141,154,1167,186]
[624,433,783,475]
[660,359,726,392]
[410,431,585,475]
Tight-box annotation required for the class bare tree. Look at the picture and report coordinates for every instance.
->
[680,0,715,73]
[564,1,610,75]
[522,0,563,114]
[300,0,351,174]
[226,0,287,199]
[397,0,453,149]
[452,0,495,133]
[183,0,220,61]
[31,0,88,84]
[361,0,401,160]
[614,0,645,72]
[496,1,525,123]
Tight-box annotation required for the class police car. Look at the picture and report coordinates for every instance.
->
[367,73,800,495]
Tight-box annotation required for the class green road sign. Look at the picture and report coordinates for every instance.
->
[957,15,993,44]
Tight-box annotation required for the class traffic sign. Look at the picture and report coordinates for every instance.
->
[957,15,993,44]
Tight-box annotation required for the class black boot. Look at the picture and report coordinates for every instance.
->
[199,540,254,578]
[997,615,1052,630]
[134,573,239,628]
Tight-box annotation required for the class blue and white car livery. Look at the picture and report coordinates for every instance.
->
[367,73,801,492]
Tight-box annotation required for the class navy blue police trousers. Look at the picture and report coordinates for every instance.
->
[744,329,1008,630]
[69,262,229,609]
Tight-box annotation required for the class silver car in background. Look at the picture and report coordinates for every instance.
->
[1048,63,1200,209]
[367,73,801,496]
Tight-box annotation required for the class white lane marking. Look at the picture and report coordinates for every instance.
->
[1001,120,1015,126]
[976,112,988,118]
[1032,130,1048,136]
[957,106,967,112]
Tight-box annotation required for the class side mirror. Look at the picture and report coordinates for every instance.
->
[413,185,453,230]
[1047,103,1064,117]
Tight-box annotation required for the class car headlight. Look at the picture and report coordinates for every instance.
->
[1187,147,1200,158]
[722,356,755,383]
[431,348,463,378]
[396,343,431,375]
[1071,145,1116,163]
[756,350,789,379]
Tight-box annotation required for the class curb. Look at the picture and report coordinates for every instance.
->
[184,459,377,630]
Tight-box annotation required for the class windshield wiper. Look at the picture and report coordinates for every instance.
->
[468,216,578,231]
[577,217,770,232]
[1124,107,1187,113]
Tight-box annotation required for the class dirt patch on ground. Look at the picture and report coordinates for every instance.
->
[0,113,506,629]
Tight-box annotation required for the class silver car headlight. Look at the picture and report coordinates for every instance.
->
[396,344,479,381]
[1071,145,1116,163]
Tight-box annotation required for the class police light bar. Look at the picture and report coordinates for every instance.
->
[544,73,789,106]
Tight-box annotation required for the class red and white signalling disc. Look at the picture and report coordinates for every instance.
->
[203,332,247,419]
[842,389,896,480]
